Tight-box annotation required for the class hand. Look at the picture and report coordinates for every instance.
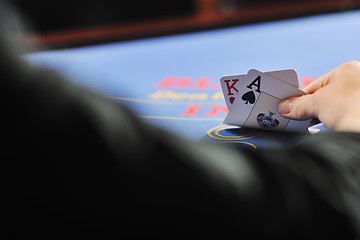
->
[278,61,360,132]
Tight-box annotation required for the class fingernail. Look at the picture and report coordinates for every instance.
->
[278,100,291,115]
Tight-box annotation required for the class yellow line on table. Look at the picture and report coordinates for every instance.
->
[106,96,223,106]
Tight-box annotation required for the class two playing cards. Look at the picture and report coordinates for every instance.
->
[220,69,311,132]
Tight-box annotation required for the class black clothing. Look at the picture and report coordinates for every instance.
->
[3,2,360,239]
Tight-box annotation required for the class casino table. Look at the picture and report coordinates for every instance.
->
[23,10,360,148]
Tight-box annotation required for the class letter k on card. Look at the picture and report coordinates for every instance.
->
[220,74,247,110]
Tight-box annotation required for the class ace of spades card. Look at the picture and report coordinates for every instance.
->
[220,69,311,132]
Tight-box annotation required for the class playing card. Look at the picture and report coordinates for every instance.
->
[242,92,290,131]
[265,69,299,88]
[246,69,305,99]
[220,74,246,110]
[220,69,299,110]
[222,69,305,126]
[221,74,260,126]
[221,69,310,132]
[285,119,312,132]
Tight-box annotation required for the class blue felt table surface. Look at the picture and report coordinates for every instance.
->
[23,10,360,147]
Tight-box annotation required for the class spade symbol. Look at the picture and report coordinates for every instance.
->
[241,91,256,104]
[229,97,235,104]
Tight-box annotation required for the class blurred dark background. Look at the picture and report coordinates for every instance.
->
[10,0,360,49]
[12,0,196,32]
[13,0,359,33]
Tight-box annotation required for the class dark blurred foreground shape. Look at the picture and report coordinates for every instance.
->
[4,1,360,239]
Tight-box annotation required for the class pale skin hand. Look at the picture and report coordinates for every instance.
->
[278,61,360,132]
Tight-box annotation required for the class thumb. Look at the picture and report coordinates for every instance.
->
[278,94,317,120]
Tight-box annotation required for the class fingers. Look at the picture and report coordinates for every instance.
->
[278,94,317,120]
[278,71,329,121]
[303,61,360,94]
[279,61,360,131]
[302,73,330,94]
